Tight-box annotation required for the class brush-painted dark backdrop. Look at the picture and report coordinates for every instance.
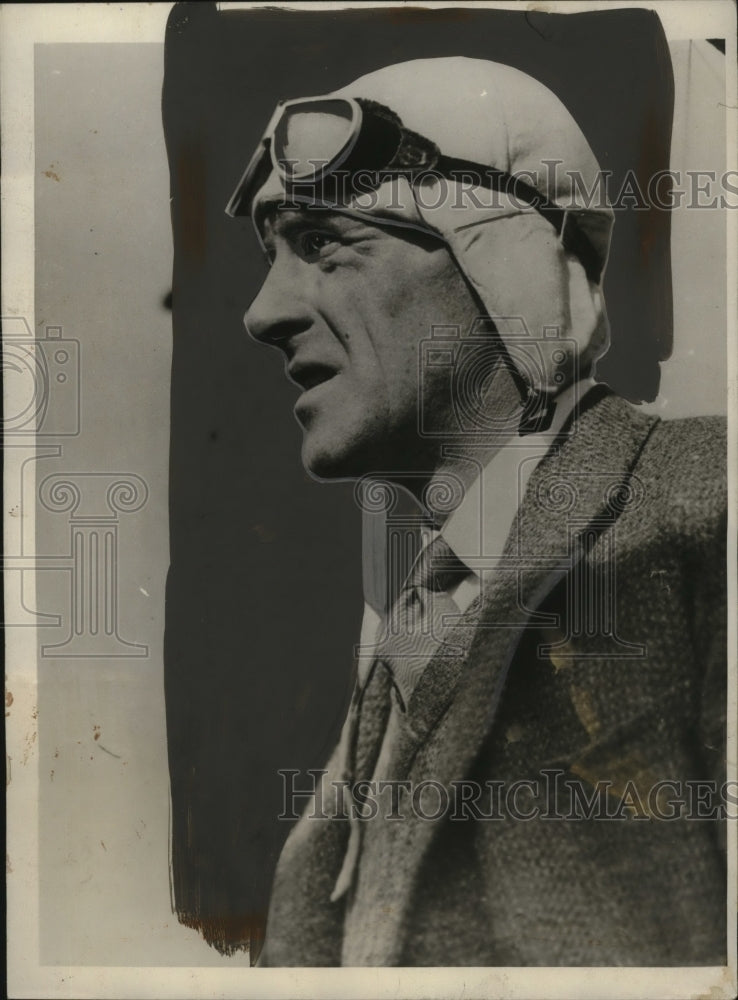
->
[162,1,673,957]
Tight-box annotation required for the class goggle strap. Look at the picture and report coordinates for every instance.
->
[434,154,603,283]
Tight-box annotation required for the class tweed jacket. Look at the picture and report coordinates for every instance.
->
[261,392,728,967]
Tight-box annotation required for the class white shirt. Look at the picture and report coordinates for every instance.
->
[356,380,592,686]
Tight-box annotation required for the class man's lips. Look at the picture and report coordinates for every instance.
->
[287,361,339,393]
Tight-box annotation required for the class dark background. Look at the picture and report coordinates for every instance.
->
[162,1,673,957]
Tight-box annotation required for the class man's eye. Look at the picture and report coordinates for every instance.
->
[297,231,339,260]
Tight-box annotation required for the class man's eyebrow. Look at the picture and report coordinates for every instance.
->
[259,206,367,240]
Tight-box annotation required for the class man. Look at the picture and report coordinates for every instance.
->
[226,57,727,966]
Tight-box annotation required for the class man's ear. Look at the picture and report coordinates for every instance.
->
[565,252,610,379]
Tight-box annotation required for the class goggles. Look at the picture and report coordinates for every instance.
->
[225,95,602,282]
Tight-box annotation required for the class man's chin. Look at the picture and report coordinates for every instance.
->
[301,444,362,482]
[300,435,382,483]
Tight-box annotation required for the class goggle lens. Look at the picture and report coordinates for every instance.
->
[274,99,357,182]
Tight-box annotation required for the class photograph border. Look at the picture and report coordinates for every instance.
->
[3,2,737,997]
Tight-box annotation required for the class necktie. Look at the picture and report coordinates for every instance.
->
[374,534,471,710]
[330,535,470,902]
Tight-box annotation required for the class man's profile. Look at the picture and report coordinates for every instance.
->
[221,53,727,967]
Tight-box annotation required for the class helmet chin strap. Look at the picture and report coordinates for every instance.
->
[490,344,557,435]
[452,280,559,437]
[518,384,557,435]
[445,225,607,437]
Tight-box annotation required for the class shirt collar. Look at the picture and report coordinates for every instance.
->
[438,378,593,579]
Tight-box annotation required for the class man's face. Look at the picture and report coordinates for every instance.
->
[245,207,482,479]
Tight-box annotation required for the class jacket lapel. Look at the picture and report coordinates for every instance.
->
[346,392,660,964]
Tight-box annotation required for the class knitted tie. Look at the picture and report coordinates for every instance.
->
[374,534,471,710]
[330,535,470,903]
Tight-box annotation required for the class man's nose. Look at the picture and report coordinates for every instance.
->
[243,262,312,348]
